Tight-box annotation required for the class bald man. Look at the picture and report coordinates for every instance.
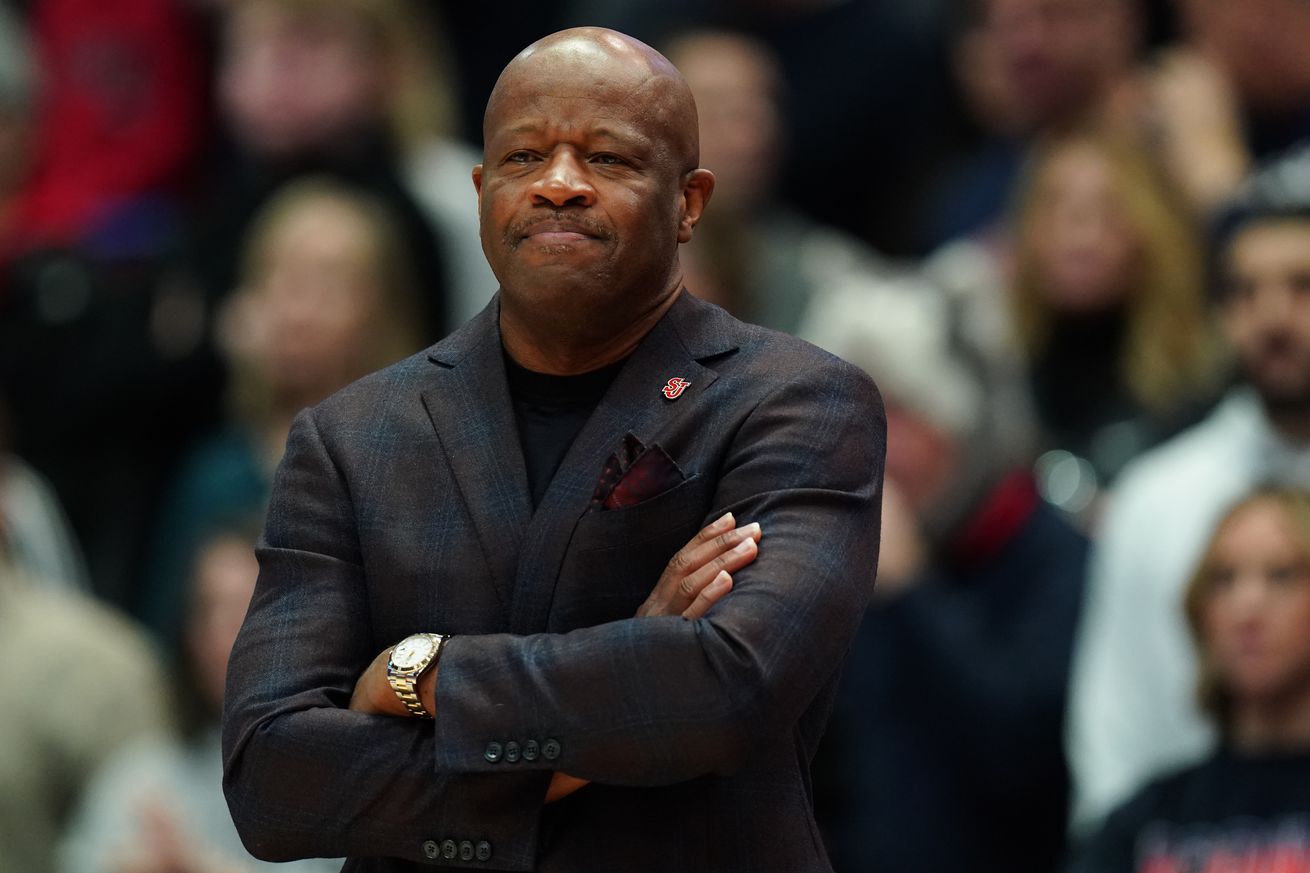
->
[222,28,885,872]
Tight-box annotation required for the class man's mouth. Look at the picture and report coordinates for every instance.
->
[511,215,608,248]
[525,229,595,245]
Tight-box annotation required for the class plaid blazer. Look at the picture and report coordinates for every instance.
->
[223,291,885,872]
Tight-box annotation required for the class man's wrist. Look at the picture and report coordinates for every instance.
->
[386,633,449,717]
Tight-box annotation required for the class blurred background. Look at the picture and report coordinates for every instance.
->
[5,0,1310,870]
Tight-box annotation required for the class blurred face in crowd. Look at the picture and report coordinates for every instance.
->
[981,0,1138,132]
[238,194,390,402]
[219,0,385,157]
[474,29,713,342]
[187,535,260,711]
[1026,140,1139,314]
[883,402,960,517]
[1222,220,1310,414]
[667,33,783,215]
[1175,0,1310,112]
[1197,498,1310,710]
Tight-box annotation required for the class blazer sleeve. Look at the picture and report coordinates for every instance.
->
[222,408,551,869]
[430,357,885,785]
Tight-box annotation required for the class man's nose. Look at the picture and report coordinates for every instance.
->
[530,151,595,207]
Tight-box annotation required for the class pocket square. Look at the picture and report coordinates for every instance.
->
[590,433,686,511]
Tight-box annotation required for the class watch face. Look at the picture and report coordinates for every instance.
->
[391,635,435,671]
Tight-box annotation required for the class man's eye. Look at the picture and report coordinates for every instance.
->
[506,152,536,164]
[592,153,625,165]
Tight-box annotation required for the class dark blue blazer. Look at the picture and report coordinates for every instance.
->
[222,291,885,872]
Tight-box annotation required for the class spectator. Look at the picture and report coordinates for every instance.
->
[663,28,890,334]
[1066,185,1310,837]
[923,0,1145,246]
[0,0,219,608]
[193,0,452,340]
[1010,129,1225,487]
[0,538,171,873]
[1151,0,1310,215]
[60,525,340,873]
[140,177,427,641]
[1071,486,1310,872]
[8,0,205,259]
[807,272,1086,873]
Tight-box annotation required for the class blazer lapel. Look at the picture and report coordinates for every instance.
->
[507,292,738,634]
[420,298,530,613]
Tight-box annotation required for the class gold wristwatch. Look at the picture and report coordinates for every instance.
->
[386,633,448,718]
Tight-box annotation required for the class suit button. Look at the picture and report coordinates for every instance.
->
[459,840,475,861]
[422,840,440,860]
[476,840,493,862]
[483,741,503,763]
[442,839,458,860]
[504,741,521,763]
[542,738,561,761]
[522,739,539,762]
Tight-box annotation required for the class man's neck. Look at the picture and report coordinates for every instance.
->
[500,287,681,375]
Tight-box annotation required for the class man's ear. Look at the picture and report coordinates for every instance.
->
[677,168,715,244]
[472,164,484,211]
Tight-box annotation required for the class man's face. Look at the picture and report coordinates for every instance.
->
[473,55,703,331]
[982,0,1137,131]
[1221,220,1310,411]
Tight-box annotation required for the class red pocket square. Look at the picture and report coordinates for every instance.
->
[590,435,686,510]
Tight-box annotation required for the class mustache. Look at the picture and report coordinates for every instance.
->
[506,211,612,244]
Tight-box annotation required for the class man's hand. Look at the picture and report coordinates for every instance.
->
[637,512,760,619]
[348,646,411,717]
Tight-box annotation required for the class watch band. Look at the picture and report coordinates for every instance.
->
[389,633,448,718]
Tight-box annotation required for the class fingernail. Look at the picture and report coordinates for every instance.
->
[745,522,761,537]
[712,512,734,531]
[711,571,731,590]
[732,538,754,554]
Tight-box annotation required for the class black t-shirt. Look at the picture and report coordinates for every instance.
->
[504,353,625,509]
[1072,746,1310,873]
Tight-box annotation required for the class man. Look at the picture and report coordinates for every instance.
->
[1066,192,1310,837]
[222,27,885,873]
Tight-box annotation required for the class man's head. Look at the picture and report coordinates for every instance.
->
[975,0,1141,133]
[473,28,714,352]
[663,30,784,216]
[1218,209,1310,418]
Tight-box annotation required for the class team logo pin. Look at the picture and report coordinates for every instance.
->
[662,377,691,400]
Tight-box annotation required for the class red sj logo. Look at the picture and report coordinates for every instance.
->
[662,377,691,400]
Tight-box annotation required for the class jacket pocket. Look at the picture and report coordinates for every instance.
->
[550,474,714,629]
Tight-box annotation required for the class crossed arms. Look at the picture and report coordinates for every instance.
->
[221,361,884,867]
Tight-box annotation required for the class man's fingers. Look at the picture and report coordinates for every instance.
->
[668,512,736,572]
[639,516,759,619]
[675,521,760,577]
[682,571,733,620]
[673,536,757,609]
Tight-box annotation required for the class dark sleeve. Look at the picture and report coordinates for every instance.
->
[886,513,1088,795]
[222,408,551,869]
[429,360,885,784]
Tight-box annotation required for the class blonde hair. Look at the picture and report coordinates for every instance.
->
[226,175,425,425]
[1011,129,1225,414]
[1183,487,1310,729]
[227,0,459,149]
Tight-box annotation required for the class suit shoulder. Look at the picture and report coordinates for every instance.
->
[732,319,883,407]
[301,347,437,431]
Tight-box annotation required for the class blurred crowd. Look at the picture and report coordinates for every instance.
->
[3,0,1310,871]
